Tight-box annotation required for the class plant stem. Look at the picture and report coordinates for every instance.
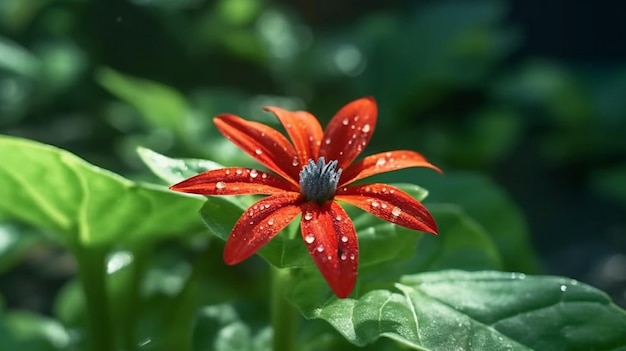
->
[74,246,115,351]
[271,267,299,351]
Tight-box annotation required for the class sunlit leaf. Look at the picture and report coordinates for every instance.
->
[0,135,204,247]
[292,270,626,350]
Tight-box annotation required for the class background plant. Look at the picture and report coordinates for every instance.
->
[1,0,625,350]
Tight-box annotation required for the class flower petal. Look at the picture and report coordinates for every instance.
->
[214,114,300,184]
[319,97,377,169]
[223,193,303,264]
[339,150,442,186]
[300,201,358,298]
[170,167,299,195]
[265,106,324,165]
[336,184,437,234]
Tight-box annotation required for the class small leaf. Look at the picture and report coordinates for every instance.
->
[0,136,204,247]
[137,146,224,184]
[96,67,190,136]
[293,270,626,351]
[192,304,271,351]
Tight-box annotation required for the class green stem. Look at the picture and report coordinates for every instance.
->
[74,246,115,351]
[120,245,151,351]
[271,267,299,351]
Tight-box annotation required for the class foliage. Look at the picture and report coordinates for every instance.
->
[1,0,625,350]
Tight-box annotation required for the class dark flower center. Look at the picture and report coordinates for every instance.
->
[299,157,342,203]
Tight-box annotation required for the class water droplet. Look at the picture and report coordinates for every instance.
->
[325,138,332,145]
[560,285,567,292]
[381,203,388,209]
[249,221,254,225]
[249,170,258,178]
[371,201,380,208]
[389,189,395,194]
[215,181,227,190]
[262,173,268,178]
[327,255,333,261]
[304,212,313,220]
[259,226,264,231]
[285,123,292,128]
[341,235,348,242]
[335,215,342,221]
[365,186,372,192]
[385,152,392,157]
[305,234,315,243]
[391,207,402,216]
[255,149,263,155]
[381,187,387,193]
[292,157,299,167]
[349,254,355,260]
[236,169,243,175]
[376,158,386,167]
[342,118,349,125]
[340,253,347,260]
[268,219,274,226]
[248,211,254,217]
[354,116,359,121]
[362,124,370,133]
[225,169,231,175]
[261,132,266,137]
[316,245,324,252]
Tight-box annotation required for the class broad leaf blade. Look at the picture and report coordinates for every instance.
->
[137,146,224,184]
[0,136,204,246]
[293,270,626,351]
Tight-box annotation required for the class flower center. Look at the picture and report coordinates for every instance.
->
[299,157,342,203]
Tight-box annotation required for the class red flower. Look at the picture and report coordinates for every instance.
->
[170,97,441,298]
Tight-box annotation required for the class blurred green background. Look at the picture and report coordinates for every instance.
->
[1,0,625,318]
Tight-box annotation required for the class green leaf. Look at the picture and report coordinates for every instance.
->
[294,270,626,351]
[96,67,191,136]
[1,311,70,351]
[137,146,224,184]
[395,171,539,273]
[199,186,427,270]
[0,135,204,247]
[193,304,271,351]
[411,204,502,272]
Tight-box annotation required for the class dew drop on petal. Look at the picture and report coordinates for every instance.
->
[225,169,231,175]
[341,235,348,243]
[362,124,370,133]
[249,221,254,225]
[389,189,395,194]
[249,170,258,178]
[236,169,243,175]
[371,201,380,208]
[268,219,274,226]
[259,226,264,231]
[305,234,315,244]
[349,254,355,260]
[385,152,392,157]
[391,207,402,216]
[304,212,313,221]
[325,138,332,145]
[292,157,299,167]
[376,158,386,167]
[335,215,342,221]
[340,253,347,260]
[342,118,349,125]
[381,203,388,209]
[215,181,227,190]
[255,149,263,155]
[262,173,268,178]
[316,245,324,252]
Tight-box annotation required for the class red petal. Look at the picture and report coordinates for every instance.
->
[319,97,377,169]
[265,106,324,165]
[300,201,358,298]
[223,193,303,264]
[340,150,442,186]
[170,167,299,195]
[214,114,300,184]
[336,184,438,234]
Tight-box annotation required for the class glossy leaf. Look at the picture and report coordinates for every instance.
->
[293,270,626,350]
[137,146,224,184]
[0,136,204,247]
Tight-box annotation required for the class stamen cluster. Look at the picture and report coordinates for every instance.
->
[299,157,342,203]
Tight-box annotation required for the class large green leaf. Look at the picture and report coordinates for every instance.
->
[293,270,626,351]
[386,170,539,273]
[0,135,204,247]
